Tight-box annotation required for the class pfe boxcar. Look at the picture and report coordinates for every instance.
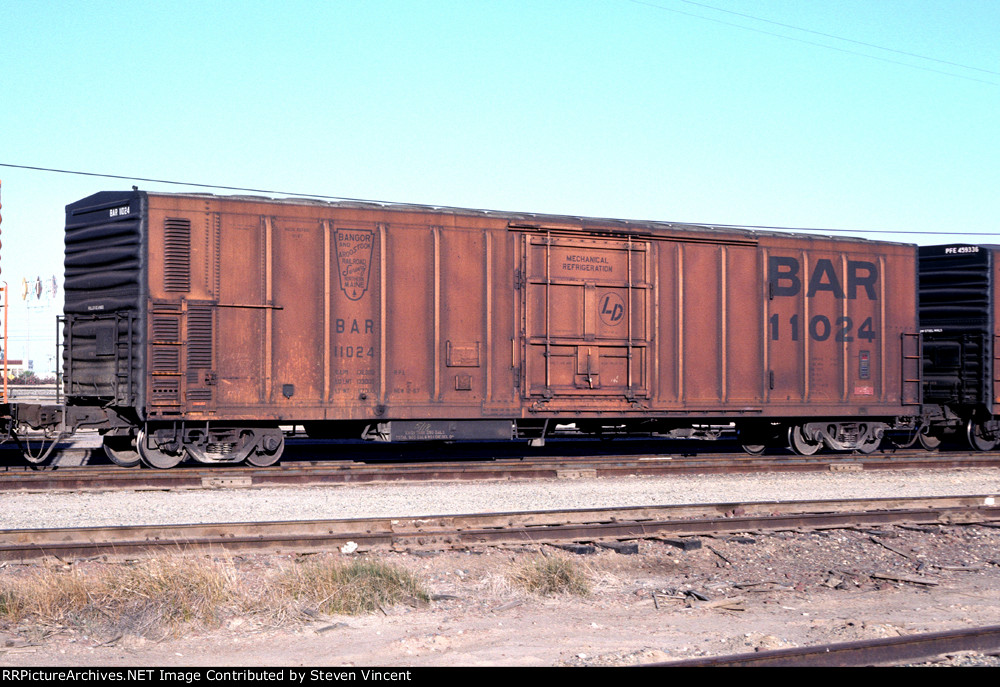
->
[919,244,1000,450]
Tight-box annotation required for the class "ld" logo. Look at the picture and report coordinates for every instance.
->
[599,293,625,326]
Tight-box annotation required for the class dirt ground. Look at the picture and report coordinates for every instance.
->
[3,522,1000,667]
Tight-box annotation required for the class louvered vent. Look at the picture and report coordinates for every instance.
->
[187,306,213,370]
[186,305,214,402]
[151,378,181,404]
[152,316,180,341]
[164,218,191,292]
[152,347,180,372]
[150,311,182,394]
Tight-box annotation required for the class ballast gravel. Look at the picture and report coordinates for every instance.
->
[2,467,998,530]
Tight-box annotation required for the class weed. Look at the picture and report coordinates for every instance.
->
[511,556,590,596]
[0,556,258,640]
[0,554,428,642]
[0,587,24,618]
[280,558,428,615]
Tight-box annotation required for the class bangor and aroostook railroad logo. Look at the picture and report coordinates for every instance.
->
[334,227,374,300]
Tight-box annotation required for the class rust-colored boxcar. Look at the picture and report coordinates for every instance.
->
[62,191,919,466]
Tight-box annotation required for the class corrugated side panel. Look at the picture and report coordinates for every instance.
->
[919,245,993,407]
[63,191,145,404]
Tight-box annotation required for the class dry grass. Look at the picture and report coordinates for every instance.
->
[0,554,427,641]
[0,552,587,644]
[0,557,255,640]
[509,556,591,596]
[281,558,428,615]
[478,571,517,599]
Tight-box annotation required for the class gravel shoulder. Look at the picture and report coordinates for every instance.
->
[2,467,999,529]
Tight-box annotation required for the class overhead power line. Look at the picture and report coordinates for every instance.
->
[626,0,999,86]
[676,0,1000,76]
[0,163,374,203]
[1,161,996,238]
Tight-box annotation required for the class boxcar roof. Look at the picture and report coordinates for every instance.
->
[72,190,914,248]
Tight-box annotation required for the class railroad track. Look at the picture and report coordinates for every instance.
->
[2,494,996,562]
[660,625,1000,667]
[3,442,1000,492]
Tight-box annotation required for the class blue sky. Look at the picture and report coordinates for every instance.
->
[2,0,999,367]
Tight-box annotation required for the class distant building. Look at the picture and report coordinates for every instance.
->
[2,359,28,378]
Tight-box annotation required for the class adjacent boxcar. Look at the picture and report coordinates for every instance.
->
[61,191,920,466]
[919,244,1000,449]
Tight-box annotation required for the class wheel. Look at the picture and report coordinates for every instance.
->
[966,419,997,452]
[103,434,140,467]
[917,431,942,451]
[137,429,186,469]
[787,425,822,456]
[245,429,284,467]
[738,426,768,455]
[856,434,882,454]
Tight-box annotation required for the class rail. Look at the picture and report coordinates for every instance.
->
[659,625,1000,667]
[1,494,997,562]
[3,442,1000,492]
[5,384,60,402]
